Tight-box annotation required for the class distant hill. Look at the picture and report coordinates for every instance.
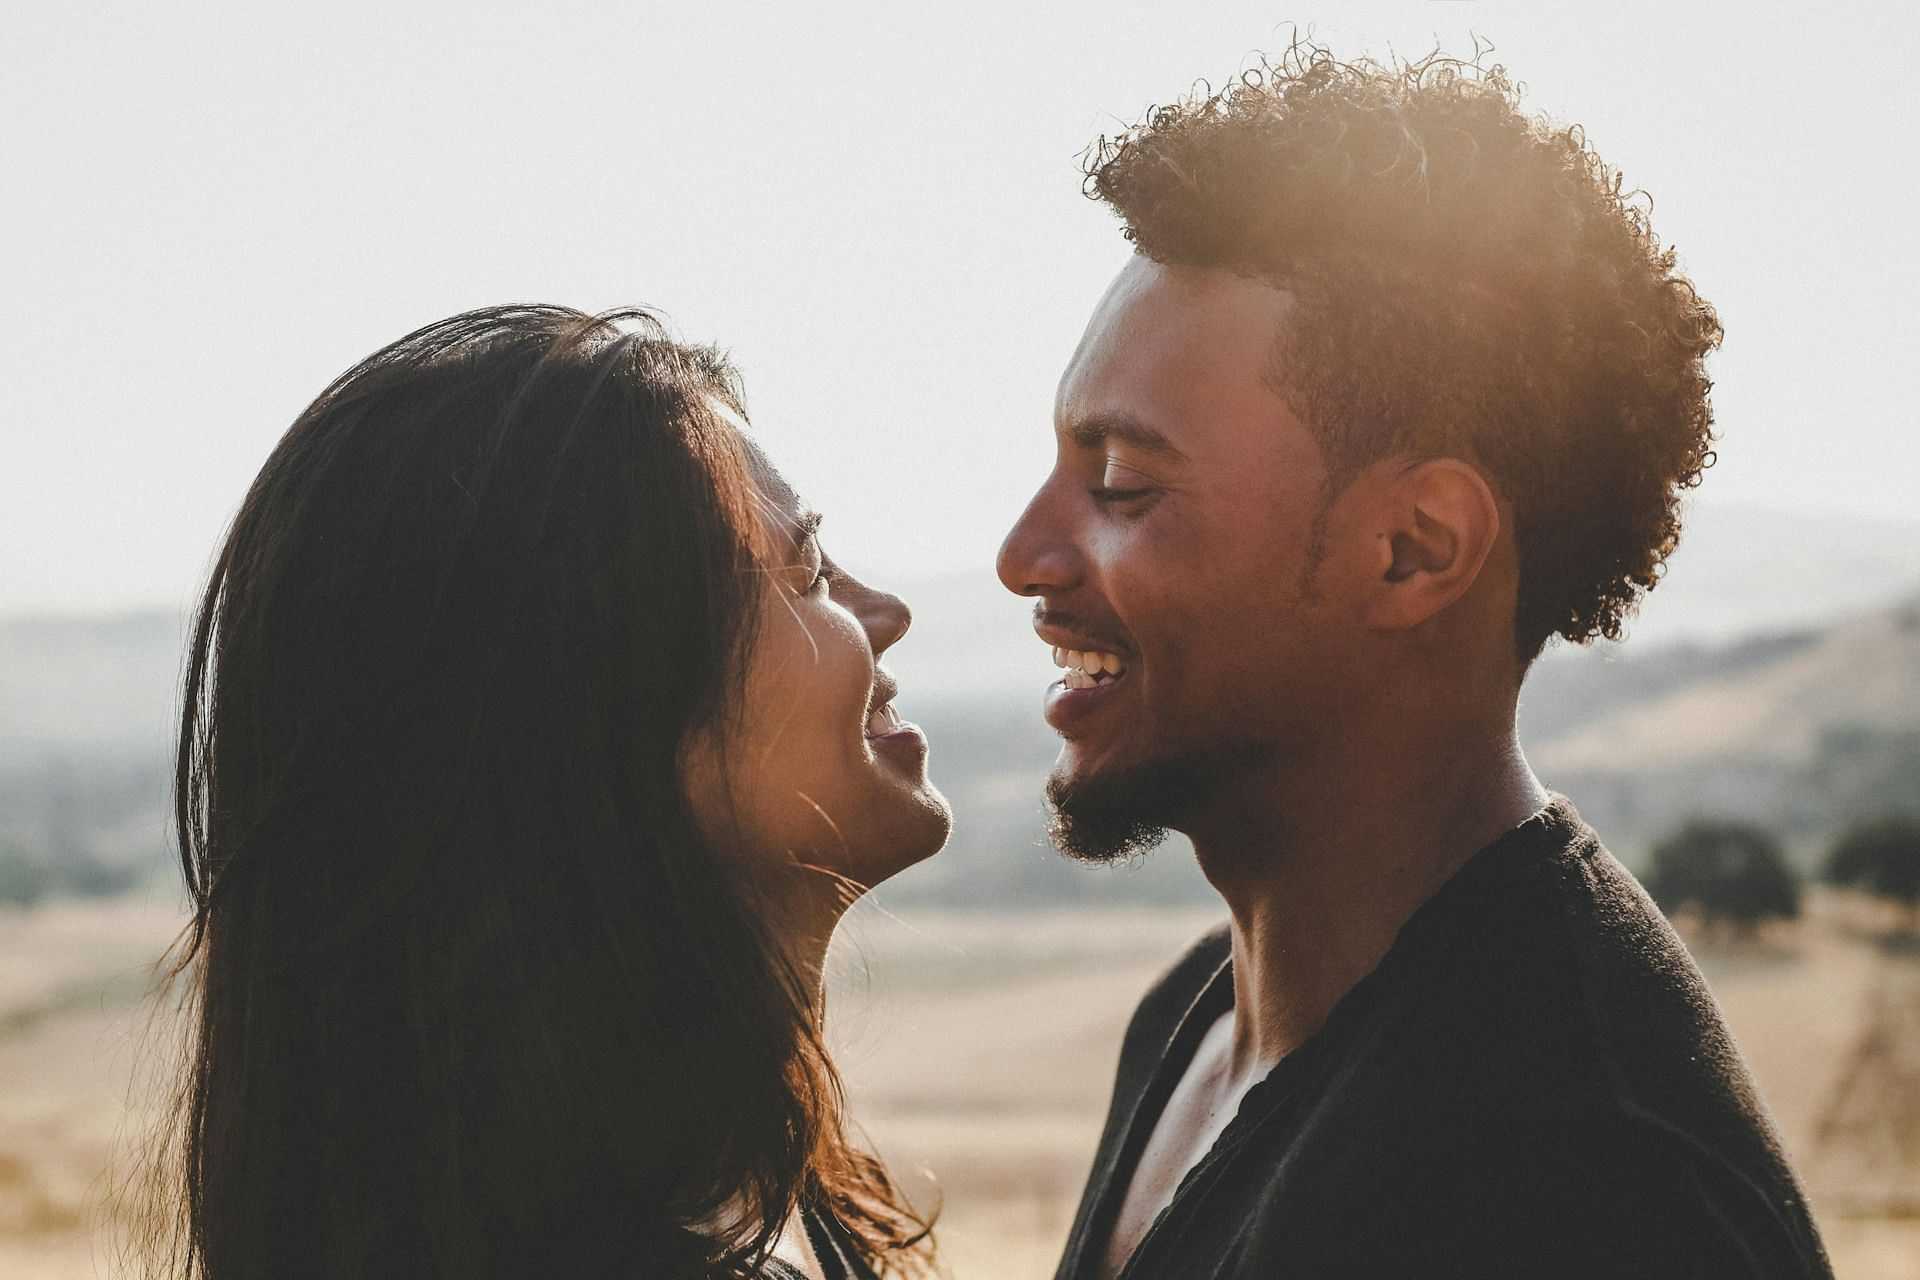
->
[1521,596,1920,862]
[1532,602,1920,772]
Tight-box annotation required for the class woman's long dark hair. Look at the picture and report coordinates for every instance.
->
[134,306,931,1278]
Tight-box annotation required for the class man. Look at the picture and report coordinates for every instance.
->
[996,47,1832,1279]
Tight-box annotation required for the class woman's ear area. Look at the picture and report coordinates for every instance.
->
[678,723,731,846]
[1357,458,1503,633]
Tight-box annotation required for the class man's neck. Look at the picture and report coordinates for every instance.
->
[1186,717,1548,1084]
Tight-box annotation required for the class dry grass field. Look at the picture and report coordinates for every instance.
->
[2,892,1916,1278]
[0,896,181,1280]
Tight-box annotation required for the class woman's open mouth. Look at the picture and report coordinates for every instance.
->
[863,672,927,764]
[865,702,909,738]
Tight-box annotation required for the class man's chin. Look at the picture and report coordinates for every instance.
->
[1044,753,1208,865]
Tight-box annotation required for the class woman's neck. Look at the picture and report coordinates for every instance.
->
[761,862,860,1021]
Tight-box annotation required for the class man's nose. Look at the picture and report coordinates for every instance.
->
[997,483,1081,598]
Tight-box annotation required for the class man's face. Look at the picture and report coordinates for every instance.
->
[996,257,1364,858]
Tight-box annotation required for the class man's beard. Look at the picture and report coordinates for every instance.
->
[1044,747,1227,864]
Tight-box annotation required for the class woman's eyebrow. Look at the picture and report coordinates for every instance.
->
[791,510,823,544]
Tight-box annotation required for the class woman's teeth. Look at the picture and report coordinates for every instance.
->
[1052,646,1127,690]
[865,703,904,737]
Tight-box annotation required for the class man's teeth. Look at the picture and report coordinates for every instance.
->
[865,703,903,737]
[1050,646,1127,689]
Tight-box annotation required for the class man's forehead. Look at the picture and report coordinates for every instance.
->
[1055,257,1297,446]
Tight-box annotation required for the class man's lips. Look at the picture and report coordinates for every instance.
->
[1029,608,1135,733]
[1042,660,1129,734]
[1030,624,1134,736]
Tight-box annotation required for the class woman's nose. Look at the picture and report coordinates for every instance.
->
[842,573,911,656]
[866,589,911,656]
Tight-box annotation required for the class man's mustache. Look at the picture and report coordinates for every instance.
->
[1032,605,1135,658]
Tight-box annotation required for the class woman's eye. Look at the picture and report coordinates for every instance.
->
[800,540,829,593]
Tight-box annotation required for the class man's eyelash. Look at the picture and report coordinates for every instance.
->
[1090,486,1155,505]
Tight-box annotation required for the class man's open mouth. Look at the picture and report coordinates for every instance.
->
[1053,646,1129,690]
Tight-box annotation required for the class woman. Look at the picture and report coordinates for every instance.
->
[136,306,952,1278]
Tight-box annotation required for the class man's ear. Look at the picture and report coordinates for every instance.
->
[1363,459,1501,632]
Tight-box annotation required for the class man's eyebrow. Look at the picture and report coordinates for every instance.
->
[1062,413,1188,461]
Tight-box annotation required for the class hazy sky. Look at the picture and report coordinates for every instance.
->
[6,0,1916,612]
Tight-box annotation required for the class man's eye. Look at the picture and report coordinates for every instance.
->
[1090,486,1155,506]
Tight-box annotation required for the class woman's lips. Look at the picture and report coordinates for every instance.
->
[869,720,927,768]
[864,671,919,743]
[865,695,927,764]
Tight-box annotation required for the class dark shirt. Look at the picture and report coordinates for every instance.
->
[1054,798,1833,1279]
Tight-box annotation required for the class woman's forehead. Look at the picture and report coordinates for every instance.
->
[706,394,813,533]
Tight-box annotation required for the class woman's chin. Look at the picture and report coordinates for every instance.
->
[847,783,954,891]
[914,782,956,860]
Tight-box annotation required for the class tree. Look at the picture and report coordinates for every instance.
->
[0,841,50,908]
[1642,819,1800,937]
[1824,816,1920,928]
[56,847,140,899]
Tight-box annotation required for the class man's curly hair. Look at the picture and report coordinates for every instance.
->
[1085,40,1723,660]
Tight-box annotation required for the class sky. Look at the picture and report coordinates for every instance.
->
[4,0,1916,613]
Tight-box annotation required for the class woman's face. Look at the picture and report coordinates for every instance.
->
[685,406,952,902]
